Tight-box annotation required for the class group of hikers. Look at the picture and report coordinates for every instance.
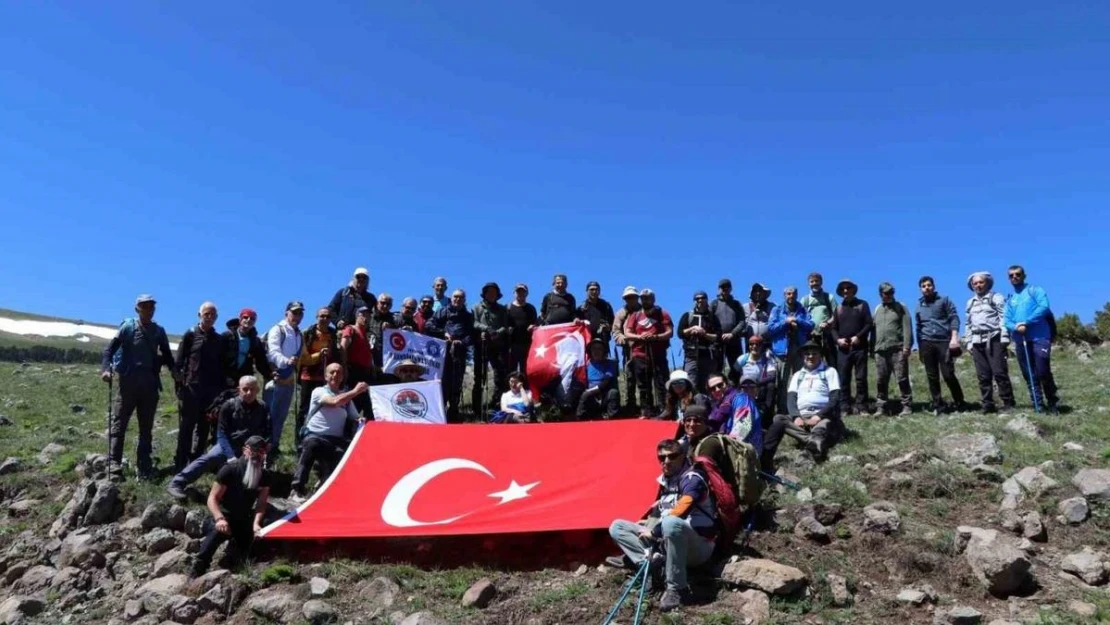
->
[96,264,1060,584]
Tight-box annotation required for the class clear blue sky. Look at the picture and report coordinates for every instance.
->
[1,2,1107,333]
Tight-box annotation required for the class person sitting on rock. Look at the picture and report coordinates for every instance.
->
[607,439,718,612]
[576,338,621,420]
[167,375,270,501]
[189,435,272,578]
[761,340,843,470]
[290,363,368,502]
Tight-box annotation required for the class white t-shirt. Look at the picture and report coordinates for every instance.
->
[306,386,359,438]
[501,389,533,414]
[787,363,841,415]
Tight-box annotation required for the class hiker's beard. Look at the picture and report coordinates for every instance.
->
[242,458,263,490]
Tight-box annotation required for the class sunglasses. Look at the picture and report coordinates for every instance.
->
[709,382,727,391]
[657,452,682,462]
[1008,273,1023,278]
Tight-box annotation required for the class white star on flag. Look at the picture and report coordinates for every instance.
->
[533,344,548,358]
[487,480,540,505]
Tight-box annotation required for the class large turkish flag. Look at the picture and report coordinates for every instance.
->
[260,420,675,539]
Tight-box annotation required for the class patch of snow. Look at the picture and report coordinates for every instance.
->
[0,317,178,351]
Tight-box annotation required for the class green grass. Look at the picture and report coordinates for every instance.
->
[526,580,590,610]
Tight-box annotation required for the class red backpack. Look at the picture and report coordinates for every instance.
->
[693,455,744,554]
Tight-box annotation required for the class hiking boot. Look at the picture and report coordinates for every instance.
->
[167,483,188,501]
[999,404,1016,414]
[1046,404,1061,416]
[659,588,691,612]
[955,401,973,413]
[604,555,633,570]
[805,437,826,459]
[981,405,997,415]
[898,405,913,417]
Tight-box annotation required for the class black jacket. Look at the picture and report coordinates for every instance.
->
[579,298,616,343]
[176,325,225,389]
[328,286,376,328]
[217,396,272,453]
[221,327,274,385]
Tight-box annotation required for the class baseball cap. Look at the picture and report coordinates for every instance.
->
[622,286,638,298]
[286,301,305,312]
[356,305,370,315]
[514,283,528,293]
[239,308,257,320]
[719,278,732,289]
[739,375,759,387]
[353,267,369,278]
[693,290,708,300]
[586,280,600,290]
[684,405,709,421]
[135,294,156,305]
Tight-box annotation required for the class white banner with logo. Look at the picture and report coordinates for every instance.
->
[382,329,446,380]
[369,381,447,425]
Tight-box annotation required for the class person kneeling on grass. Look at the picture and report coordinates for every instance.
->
[606,439,717,612]
[189,435,271,578]
[289,363,368,502]
[760,340,843,471]
[167,375,270,501]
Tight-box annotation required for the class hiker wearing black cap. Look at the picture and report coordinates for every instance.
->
[540,273,578,326]
[710,279,747,384]
[915,276,968,415]
[426,289,476,422]
[168,375,271,501]
[189,435,271,578]
[613,286,642,413]
[579,281,616,345]
[174,301,226,471]
[576,338,621,419]
[264,301,305,460]
[327,267,375,330]
[829,279,874,415]
[624,289,673,417]
[744,283,775,348]
[506,284,538,375]
[414,296,436,335]
[101,294,179,480]
[677,291,722,393]
[339,306,375,418]
[472,282,512,412]
[870,283,914,416]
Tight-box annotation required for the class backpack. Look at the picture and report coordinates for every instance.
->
[110,318,166,373]
[690,458,741,554]
[692,434,763,548]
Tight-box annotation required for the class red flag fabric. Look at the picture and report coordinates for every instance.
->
[260,420,675,539]
[525,322,590,394]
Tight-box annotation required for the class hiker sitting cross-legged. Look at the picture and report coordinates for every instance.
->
[289,363,368,503]
[607,439,718,612]
[761,340,844,471]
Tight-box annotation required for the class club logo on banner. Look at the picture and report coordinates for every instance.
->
[382,329,446,380]
[370,381,446,424]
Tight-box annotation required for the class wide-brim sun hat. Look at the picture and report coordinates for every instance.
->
[836,279,858,297]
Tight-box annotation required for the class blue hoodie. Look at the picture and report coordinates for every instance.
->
[768,301,814,358]
[1004,284,1052,342]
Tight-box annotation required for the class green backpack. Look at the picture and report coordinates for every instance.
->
[693,433,764,509]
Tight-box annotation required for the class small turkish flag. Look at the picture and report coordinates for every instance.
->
[526,322,590,395]
[259,420,675,539]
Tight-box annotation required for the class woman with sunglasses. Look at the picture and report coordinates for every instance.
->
[658,370,710,432]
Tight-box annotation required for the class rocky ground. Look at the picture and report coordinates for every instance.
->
[1,343,1109,624]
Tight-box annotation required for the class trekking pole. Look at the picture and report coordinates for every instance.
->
[106,366,113,478]
[601,555,651,625]
[759,470,801,491]
[479,334,488,417]
[631,547,652,625]
[1021,339,1040,413]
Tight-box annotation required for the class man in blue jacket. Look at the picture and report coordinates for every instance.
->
[768,286,814,412]
[426,289,475,422]
[1003,265,1059,414]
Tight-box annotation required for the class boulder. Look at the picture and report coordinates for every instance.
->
[826,573,852,607]
[14,565,57,592]
[1062,442,1084,452]
[57,531,106,569]
[1010,466,1058,497]
[943,606,983,624]
[152,549,190,577]
[399,613,447,625]
[49,567,91,593]
[895,588,934,605]
[189,569,230,594]
[0,596,44,625]
[245,588,301,623]
[141,529,179,555]
[83,481,123,525]
[1021,511,1046,542]
[1072,469,1110,501]
[37,443,67,465]
[1058,497,1089,524]
[123,599,145,620]
[49,479,98,538]
[184,510,207,538]
[737,589,770,623]
[302,600,338,625]
[721,559,807,595]
[794,516,831,544]
[168,595,199,624]
[962,528,1031,596]
[937,433,1001,466]
[461,578,496,608]
[972,464,1006,483]
[0,458,21,476]
[796,503,844,525]
[1004,416,1041,439]
[136,573,189,598]
[355,577,401,618]
[6,500,39,516]
[309,576,332,597]
[862,501,901,534]
[1068,601,1097,617]
[1061,547,1108,586]
[999,509,1023,533]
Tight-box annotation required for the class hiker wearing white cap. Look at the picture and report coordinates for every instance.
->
[612,286,641,413]
[506,283,538,375]
[327,267,375,330]
[965,272,1016,414]
[659,369,711,424]
[623,288,673,417]
[100,294,179,480]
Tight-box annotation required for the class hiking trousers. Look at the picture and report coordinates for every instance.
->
[295,379,325,451]
[472,341,509,413]
[194,515,254,576]
[969,337,1015,411]
[110,373,160,477]
[682,352,716,394]
[576,388,621,420]
[629,355,668,415]
[835,347,869,412]
[875,348,912,411]
[609,517,714,592]
[443,343,468,423]
[263,381,296,452]
[919,340,965,410]
[170,442,232,490]
[292,434,346,494]
[1014,338,1059,409]
[761,414,840,470]
[176,383,221,471]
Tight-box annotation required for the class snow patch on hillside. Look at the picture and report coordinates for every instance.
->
[0,317,179,351]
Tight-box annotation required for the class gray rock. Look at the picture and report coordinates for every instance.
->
[1010,466,1059,497]
[884,451,918,468]
[355,577,401,618]
[49,479,98,538]
[183,510,206,538]
[0,458,21,476]
[189,569,230,594]
[37,442,68,465]
[57,531,106,569]
[826,573,852,607]
[797,503,844,525]
[862,501,901,534]
[123,599,145,620]
[943,606,983,624]
[461,578,496,608]
[999,509,1023,533]
[140,503,171,530]
[0,415,11,426]
[141,529,178,555]
[169,595,199,624]
[303,600,338,625]
[245,588,301,623]
[572,564,588,576]
[14,565,57,592]
[0,596,44,625]
[794,516,831,544]
[971,464,1005,483]
[399,613,447,625]
[1068,600,1097,617]
[888,471,914,486]
[83,481,123,525]
[196,584,228,615]
[895,585,937,605]
[136,573,189,598]
[737,589,770,623]
[721,559,807,595]
[6,500,39,516]
[3,563,29,586]
[1062,442,1084,452]
[795,487,813,502]
[152,549,190,577]
[1058,497,1089,524]
[1004,416,1041,439]
[937,433,1001,466]
[309,576,332,597]
[1021,511,1046,542]
[49,567,91,592]
[963,528,1031,596]
[1072,468,1110,500]
[1061,547,1108,585]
